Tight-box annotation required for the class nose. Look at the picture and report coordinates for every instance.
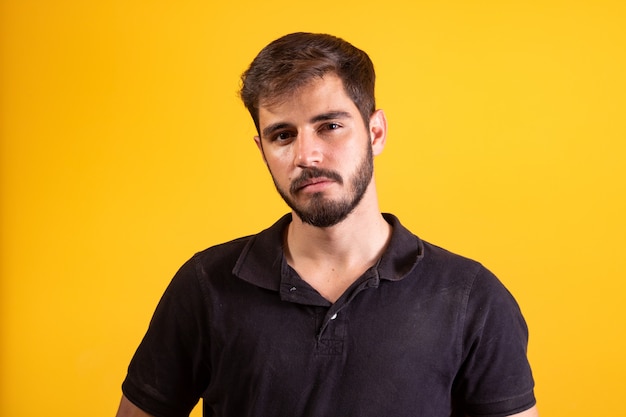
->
[294,130,322,168]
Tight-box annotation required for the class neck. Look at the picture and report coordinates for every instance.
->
[283,189,392,302]
[288,185,389,253]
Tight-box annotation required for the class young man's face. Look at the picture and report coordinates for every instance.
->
[254,73,386,228]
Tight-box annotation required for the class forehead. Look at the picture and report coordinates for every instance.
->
[258,74,358,124]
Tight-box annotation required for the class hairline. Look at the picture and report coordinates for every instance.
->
[255,71,372,131]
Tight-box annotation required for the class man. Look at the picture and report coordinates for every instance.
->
[116,32,538,417]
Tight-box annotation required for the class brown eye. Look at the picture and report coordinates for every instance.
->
[320,123,341,133]
[273,131,295,143]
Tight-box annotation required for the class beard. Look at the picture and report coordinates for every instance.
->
[271,144,374,228]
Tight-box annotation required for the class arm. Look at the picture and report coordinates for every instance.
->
[115,395,155,417]
[510,405,539,417]
[467,405,539,417]
[119,257,210,417]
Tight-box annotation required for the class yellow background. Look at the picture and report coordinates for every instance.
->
[1,0,625,416]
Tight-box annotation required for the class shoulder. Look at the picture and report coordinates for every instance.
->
[419,240,520,316]
[420,240,483,274]
[176,214,290,292]
[382,213,485,287]
[407,238,490,298]
[192,235,254,270]
[389,221,517,321]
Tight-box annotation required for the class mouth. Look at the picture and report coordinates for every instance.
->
[290,169,343,195]
[295,178,334,193]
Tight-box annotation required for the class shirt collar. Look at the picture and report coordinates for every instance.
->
[232,213,423,291]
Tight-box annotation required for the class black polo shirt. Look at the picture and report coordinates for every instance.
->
[122,213,535,417]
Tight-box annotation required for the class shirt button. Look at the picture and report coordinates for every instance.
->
[289,286,297,292]
[330,313,338,320]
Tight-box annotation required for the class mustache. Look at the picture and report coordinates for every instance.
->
[290,168,343,194]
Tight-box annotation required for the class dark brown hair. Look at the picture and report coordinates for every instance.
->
[239,32,376,134]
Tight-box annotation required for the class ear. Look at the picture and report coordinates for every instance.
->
[368,109,387,156]
[254,135,267,164]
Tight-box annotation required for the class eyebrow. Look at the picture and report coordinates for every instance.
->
[261,123,290,139]
[310,111,352,124]
[261,111,353,139]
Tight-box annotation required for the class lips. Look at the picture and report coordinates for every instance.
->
[296,178,333,192]
[290,168,343,195]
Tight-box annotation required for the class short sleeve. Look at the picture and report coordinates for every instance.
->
[454,267,536,417]
[122,256,211,417]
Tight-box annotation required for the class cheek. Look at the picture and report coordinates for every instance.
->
[264,155,292,182]
[268,147,297,169]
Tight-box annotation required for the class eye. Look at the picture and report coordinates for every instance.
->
[320,122,342,133]
[272,131,295,143]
